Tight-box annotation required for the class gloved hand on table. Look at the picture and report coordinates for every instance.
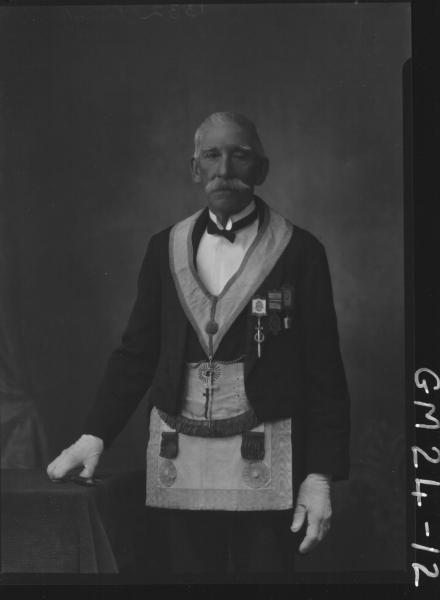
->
[46,434,104,481]
[290,472,332,554]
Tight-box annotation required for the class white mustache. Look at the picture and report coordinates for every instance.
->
[205,177,251,194]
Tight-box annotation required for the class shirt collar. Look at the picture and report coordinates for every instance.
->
[208,199,256,231]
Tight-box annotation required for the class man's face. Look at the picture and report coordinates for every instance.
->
[191,122,269,216]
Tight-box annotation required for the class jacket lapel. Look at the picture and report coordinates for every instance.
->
[191,207,209,264]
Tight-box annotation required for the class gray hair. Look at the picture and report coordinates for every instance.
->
[193,112,266,159]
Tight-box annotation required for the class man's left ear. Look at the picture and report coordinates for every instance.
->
[254,157,269,186]
[190,157,201,183]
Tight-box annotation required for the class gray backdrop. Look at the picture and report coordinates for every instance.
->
[1,3,411,573]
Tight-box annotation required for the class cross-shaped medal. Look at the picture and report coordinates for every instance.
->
[202,361,216,419]
[203,386,211,419]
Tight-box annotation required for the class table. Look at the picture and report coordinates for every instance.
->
[1,468,146,574]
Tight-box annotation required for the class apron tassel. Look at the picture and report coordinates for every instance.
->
[160,431,179,459]
[241,431,265,460]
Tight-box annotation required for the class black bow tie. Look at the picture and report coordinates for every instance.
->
[206,208,259,243]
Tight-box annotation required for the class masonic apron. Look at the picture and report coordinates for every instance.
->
[146,205,294,511]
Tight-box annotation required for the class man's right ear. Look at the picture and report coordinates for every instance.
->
[191,157,201,183]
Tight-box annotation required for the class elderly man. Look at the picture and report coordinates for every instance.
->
[47,112,350,575]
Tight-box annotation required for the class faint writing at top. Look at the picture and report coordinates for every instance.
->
[140,4,205,20]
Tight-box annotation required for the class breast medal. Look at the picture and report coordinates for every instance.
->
[268,290,283,335]
[268,313,282,335]
[281,284,294,330]
[251,297,267,358]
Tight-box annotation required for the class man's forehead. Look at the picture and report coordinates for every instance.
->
[199,122,255,149]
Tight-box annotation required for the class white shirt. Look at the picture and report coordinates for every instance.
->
[196,200,258,296]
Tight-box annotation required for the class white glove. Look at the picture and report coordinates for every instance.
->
[290,473,332,554]
[46,434,104,481]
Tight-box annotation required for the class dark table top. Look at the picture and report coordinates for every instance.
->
[1,468,146,574]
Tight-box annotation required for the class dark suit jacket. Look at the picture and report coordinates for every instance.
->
[85,198,350,486]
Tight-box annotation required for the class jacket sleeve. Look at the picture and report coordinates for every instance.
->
[83,234,162,448]
[300,240,350,481]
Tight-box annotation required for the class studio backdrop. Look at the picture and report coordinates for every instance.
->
[1,3,411,573]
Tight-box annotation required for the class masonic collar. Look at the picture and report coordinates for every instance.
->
[169,197,293,358]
